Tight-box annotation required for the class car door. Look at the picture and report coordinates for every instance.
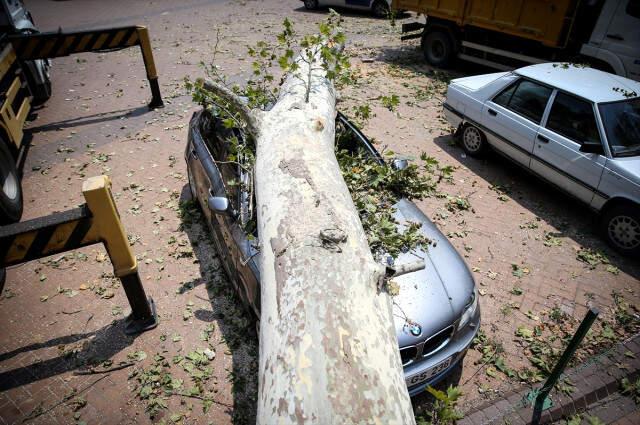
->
[483,78,553,167]
[531,90,607,204]
[597,0,640,80]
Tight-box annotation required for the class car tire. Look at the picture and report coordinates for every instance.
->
[0,140,23,224]
[460,124,487,157]
[303,0,318,10]
[0,267,5,295]
[421,30,454,68]
[22,59,52,106]
[601,203,640,257]
[372,0,389,18]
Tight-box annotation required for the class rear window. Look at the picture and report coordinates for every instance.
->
[493,79,553,123]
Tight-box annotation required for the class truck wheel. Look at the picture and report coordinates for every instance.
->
[372,0,389,18]
[22,59,52,105]
[600,203,640,257]
[303,0,318,10]
[422,30,454,68]
[460,124,487,157]
[0,140,23,224]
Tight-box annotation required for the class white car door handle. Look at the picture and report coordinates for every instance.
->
[537,134,549,143]
[488,109,497,116]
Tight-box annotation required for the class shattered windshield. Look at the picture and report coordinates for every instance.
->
[598,97,640,157]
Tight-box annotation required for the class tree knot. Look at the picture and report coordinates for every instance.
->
[319,228,347,252]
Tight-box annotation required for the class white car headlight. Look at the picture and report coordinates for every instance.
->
[457,289,478,331]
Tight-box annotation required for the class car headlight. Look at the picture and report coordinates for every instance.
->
[457,289,478,331]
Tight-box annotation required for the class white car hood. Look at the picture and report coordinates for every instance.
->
[451,72,509,91]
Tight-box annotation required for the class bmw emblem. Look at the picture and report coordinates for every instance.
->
[409,323,422,337]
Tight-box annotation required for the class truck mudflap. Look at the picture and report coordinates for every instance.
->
[8,25,164,109]
[400,21,425,41]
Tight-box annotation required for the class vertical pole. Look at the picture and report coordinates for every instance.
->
[82,176,157,335]
[531,307,599,425]
[136,26,164,109]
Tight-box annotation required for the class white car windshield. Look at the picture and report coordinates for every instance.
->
[598,97,640,157]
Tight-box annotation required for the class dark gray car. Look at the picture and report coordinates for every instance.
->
[185,109,480,396]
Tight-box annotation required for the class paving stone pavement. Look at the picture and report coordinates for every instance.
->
[458,334,640,425]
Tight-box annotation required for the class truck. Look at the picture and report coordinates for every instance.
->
[0,0,163,225]
[394,0,640,81]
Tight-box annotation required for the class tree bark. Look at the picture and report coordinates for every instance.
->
[203,46,415,424]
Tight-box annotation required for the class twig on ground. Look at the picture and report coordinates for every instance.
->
[22,375,108,422]
[74,361,135,375]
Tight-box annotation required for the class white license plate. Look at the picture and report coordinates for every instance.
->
[405,356,453,387]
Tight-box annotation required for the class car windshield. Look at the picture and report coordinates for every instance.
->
[598,97,640,157]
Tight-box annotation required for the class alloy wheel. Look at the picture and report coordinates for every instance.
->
[608,214,640,250]
[463,126,482,152]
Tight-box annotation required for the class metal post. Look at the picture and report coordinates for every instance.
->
[82,176,157,334]
[136,26,164,109]
[531,307,599,425]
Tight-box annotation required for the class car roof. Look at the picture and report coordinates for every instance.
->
[515,63,640,103]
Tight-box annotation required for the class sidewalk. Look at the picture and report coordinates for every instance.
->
[459,334,640,425]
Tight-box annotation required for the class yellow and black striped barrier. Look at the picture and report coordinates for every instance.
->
[0,176,157,334]
[8,26,163,109]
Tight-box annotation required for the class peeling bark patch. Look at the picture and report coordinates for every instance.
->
[278,158,316,191]
[270,237,287,258]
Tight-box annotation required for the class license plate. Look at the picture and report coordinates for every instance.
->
[405,356,453,387]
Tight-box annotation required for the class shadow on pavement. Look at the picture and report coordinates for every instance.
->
[27,105,150,133]
[291,5,411,20]
[177,184,258,424]
[0,318,136,392]
[433,133,640,281]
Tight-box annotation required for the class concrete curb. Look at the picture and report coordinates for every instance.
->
[459,334,640,425]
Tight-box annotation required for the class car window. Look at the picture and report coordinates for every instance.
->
[546,92,601,145]
[627,0,640,19]
[492,79,552,123]
[209,119,240,209]
[599,97,640,157]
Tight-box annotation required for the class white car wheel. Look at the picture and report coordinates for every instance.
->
[461,125,486,156]
[304,0,318,9]
[372,0,389,18]
[602,204,640,256]
[608,215,640,251]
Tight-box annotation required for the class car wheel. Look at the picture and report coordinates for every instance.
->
[22,59,52,105]
[601,203,640,256]
[0,140,23,224]
[460,124,487,157]
[372,0,389,18]
[303,0,318,10]
[421,30,454,68]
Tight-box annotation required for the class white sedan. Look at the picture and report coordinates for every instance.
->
[300,0,391,17]
[443,63,640,256]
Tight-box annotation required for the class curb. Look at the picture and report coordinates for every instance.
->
[459,333,640,425]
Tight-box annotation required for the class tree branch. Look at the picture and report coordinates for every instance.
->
[198,78,262,138]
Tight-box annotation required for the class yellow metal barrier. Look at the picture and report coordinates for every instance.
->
[9,25,164,109]
[0,176,157,334]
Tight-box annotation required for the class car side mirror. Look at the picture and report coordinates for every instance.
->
[392,158,409,171]
[208,196,234,216]
[579,141,604,155]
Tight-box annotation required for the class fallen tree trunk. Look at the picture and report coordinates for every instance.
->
[203,40,415,425]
